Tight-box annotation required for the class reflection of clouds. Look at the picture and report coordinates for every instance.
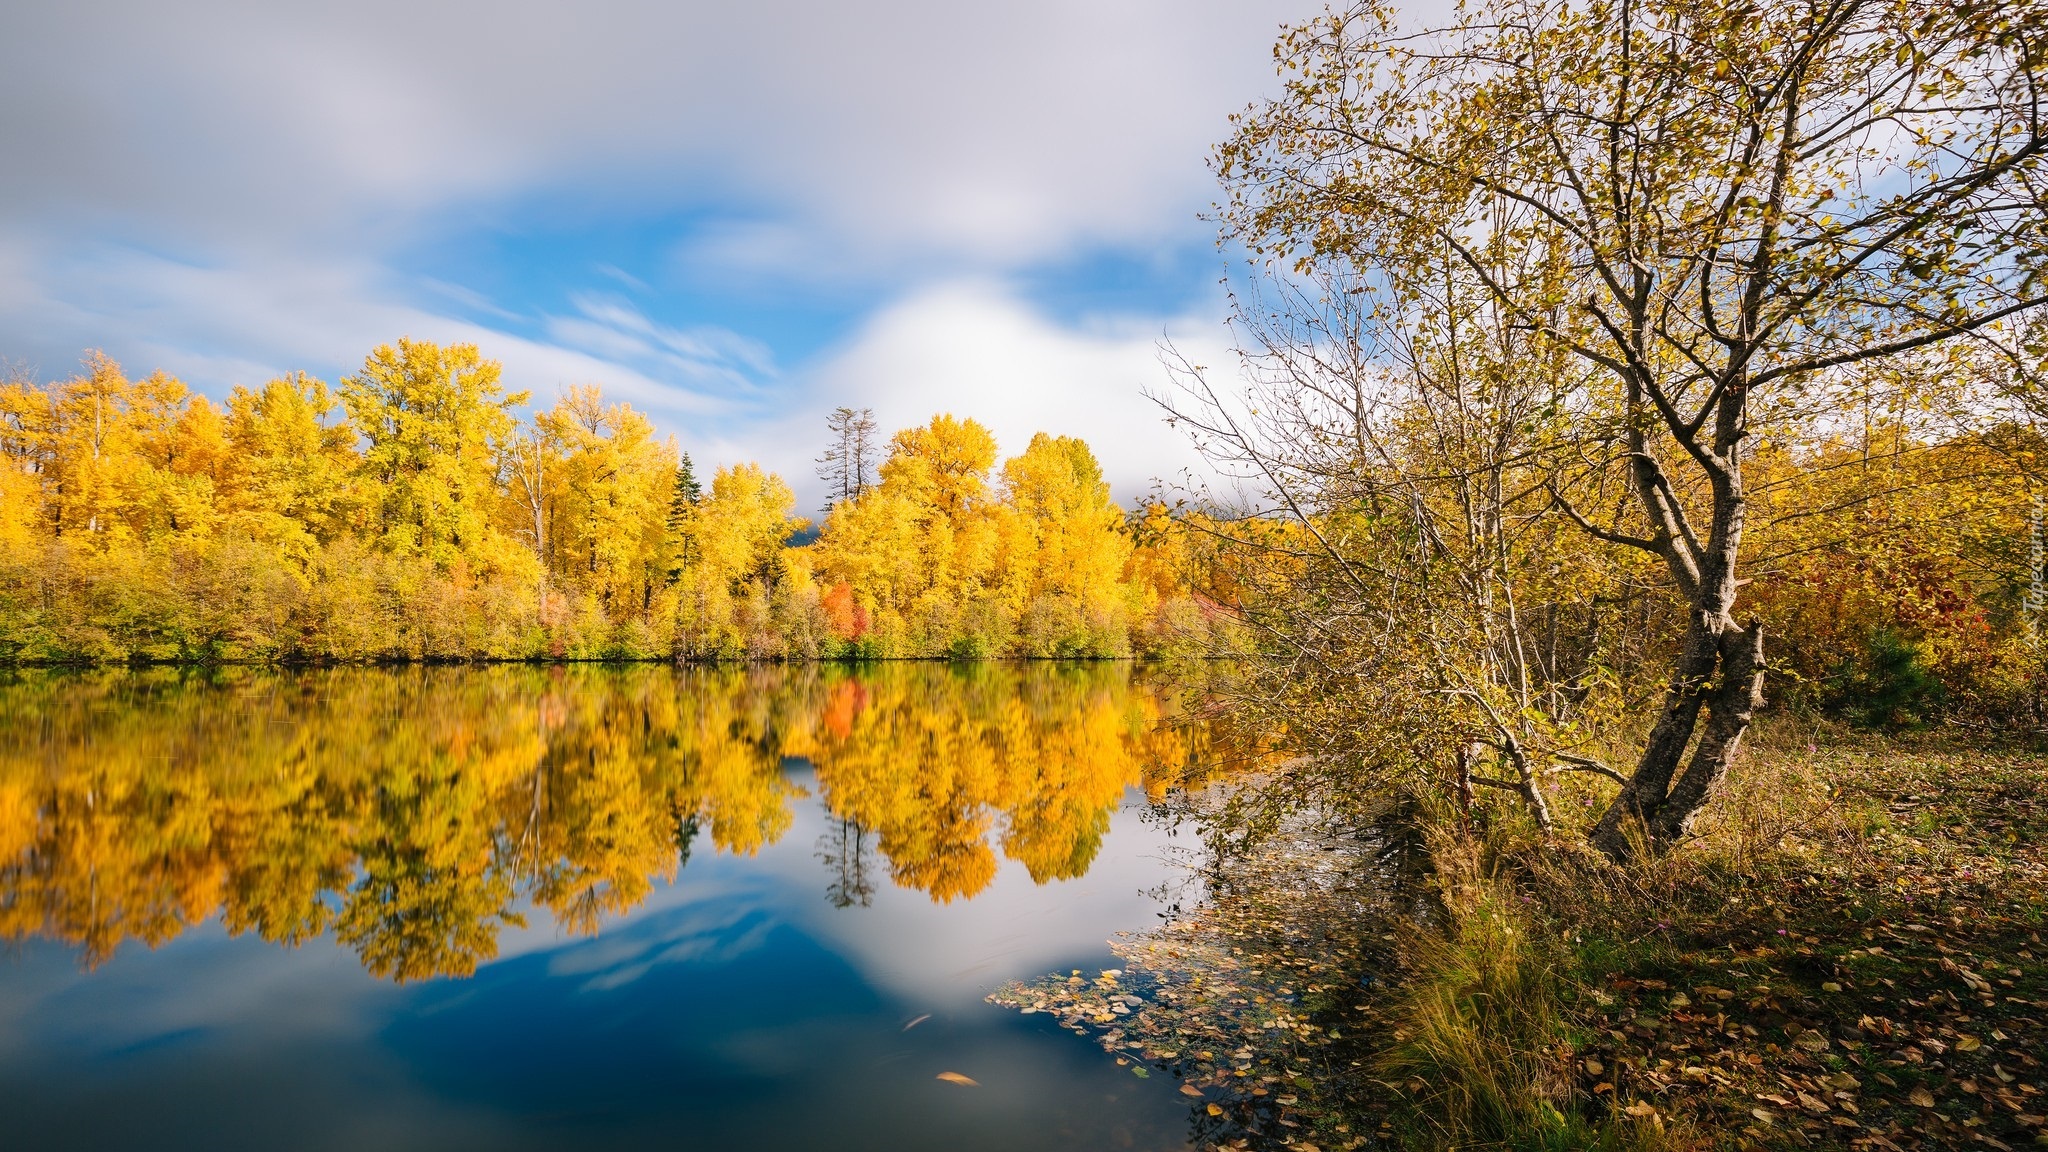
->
[484,869,758,964]
[546,899,779,992]
[750,787,1189,1008]
[0,782,1202,1150]
[0,923,391,1061]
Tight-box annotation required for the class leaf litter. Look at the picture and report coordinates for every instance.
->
[990,816,1407,1151]
[988,740,2048,1150]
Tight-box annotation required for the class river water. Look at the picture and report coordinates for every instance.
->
[0,663,1220,1151]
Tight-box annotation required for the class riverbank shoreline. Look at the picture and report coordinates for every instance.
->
[992,722,2048,1150]
[0,652,1175,669]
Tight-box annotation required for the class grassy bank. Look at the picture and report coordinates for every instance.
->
[1480,727,2048,1151]
[992,722,2048,1150]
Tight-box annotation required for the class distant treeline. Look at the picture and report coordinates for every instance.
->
[0,340,1223,663]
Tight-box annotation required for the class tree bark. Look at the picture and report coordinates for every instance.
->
[1591,617,1764,859]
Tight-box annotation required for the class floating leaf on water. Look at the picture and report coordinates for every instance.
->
[936,1072,979,1087]
[1205,1103,1224,1117]
[1180,1085,1205,1098]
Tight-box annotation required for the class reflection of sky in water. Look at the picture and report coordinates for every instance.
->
[0,776,1199,1151]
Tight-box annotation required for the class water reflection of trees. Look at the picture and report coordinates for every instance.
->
[0,663,1220,981]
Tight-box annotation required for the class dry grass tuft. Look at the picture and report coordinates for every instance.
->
[1376,835,1700,1151]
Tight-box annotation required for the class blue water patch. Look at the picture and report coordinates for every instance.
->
[0,664,1206,1151]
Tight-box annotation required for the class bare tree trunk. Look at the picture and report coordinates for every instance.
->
[1652,622,1765,841]
[1454,741,1477,823]
[1591,616,1764,858]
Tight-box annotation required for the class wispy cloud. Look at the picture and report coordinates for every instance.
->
[0,237,734,421]
[546,900,780,993]
[545,293,776,394]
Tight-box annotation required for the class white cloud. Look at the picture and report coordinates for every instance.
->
[762,280,1227,510]
[0,0,1309,271]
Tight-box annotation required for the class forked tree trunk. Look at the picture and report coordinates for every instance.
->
[1586,373,1764,859]
[1591,613,1765,859]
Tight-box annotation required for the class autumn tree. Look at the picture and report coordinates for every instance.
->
[996,432,1136,656]
[41,352,140,540]
[0,364,41,548]
[341,339,529,569]
[502,407,562,573]
[881,413,997,518]
[219,372,362,560]
[811,414,1004,654]
[123,370,228,540]
[1210,0,2048,857]
[537,385,675,614]
[673,463,806,657]
[0,343,1177,662]
[0,355,241,546]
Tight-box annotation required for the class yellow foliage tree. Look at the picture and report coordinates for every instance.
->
[340,339,527,571]
[674,463,806,658]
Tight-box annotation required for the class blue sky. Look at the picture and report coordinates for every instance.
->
[0,0,1316,508]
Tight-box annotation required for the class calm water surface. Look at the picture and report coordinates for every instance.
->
[0,663,1220,1151]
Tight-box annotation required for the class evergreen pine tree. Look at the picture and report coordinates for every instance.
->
[665,452,702,583]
